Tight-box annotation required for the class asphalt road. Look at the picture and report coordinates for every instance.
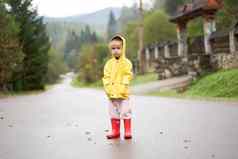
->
[0,75,238,159]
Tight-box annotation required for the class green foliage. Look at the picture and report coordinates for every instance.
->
[46,48,69,84]
[148,70,238,100]
[64,25,99,68]
[72,72,158,88]
[144,10,177,45]
[163,0,187,15]
[72,77,103,88]
[131,73,158,86]
[223,0,238,20]
[64,31,81,62]
[123,10,176,66]
[185,69,238,98]
[123,22,139,62]
[46,21,83,51]
[187,17,203,37]
[75,44,109,84]
[0,1,24,91]
[217,0,238,30]
[8,0,50,91]
[148,90,181,98]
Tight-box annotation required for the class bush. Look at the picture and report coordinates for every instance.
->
[76,43,109,84]
[46,48,69,84]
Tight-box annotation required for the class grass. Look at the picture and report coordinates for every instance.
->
[0,83,56,99]
[148,90,182,98]
[185,69,238,98]
[0,90,44,98]
[147,90,238,101]
[72,72,158,88]
[71,78,103,89]
[148,69,238,101]
[131,73,158,86]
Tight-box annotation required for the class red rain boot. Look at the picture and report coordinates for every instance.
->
[106,118,120,139]
[124,119,132,139]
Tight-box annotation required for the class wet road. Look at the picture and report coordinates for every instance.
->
[0,75,238,159]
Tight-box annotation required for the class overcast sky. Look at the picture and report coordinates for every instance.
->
[33,0,152,17]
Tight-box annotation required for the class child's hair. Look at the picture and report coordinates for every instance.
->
[111,35,123,45]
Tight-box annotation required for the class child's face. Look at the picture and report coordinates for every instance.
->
[110,40,123,58]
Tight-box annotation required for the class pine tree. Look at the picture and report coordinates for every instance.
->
[84,25,91,42]
[8,0,50,90]
[107,10,118,40]
[0,1,24,91]
[91,31,98,43]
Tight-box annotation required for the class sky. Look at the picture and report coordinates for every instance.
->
[33,0,152,17]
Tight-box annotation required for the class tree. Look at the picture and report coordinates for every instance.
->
[64,30,80,62]
[107,10,118,40]
[217,0,238,30]
[188,17,203,37]
[123,22,139,62]
[64,25,99,68]
[46,48,68,84]
[143,11,177,45]
[163,0,187,15]
[118,4,139,31]
[0,1,24,91]
[8,0,50,90]
[91,31,98,43]
[122,10,177,69]
[76,44,108,83]
[224,0,238,21]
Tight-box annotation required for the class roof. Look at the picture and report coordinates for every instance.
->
[170,0,223,23]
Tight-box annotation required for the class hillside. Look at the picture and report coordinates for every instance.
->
[44,7,121,33]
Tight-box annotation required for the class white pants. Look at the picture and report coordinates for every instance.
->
[108,99,132,119]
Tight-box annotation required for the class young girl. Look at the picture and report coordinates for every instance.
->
[102,34,133,139]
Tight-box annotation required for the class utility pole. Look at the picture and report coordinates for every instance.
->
[138,0,145,74]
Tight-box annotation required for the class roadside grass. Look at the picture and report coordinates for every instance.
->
[147,69,238,101]
[72,72,158,88]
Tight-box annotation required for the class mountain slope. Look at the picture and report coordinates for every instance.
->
[44,7,121,32]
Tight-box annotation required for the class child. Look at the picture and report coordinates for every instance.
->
[102,34,133,139]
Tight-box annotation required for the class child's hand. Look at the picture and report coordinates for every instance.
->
[111,100,118,107]
[120,84,129,97]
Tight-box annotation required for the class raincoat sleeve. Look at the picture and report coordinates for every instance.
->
[122,61,133,85]
[102,62,111,89]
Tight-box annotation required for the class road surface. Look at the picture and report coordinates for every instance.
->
[0,74,238,159]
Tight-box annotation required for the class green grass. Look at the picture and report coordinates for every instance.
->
[0,83,56,98]
[148,90,182,98]
[72,73,158,88]
[148,69,238,101]
[185,69,238,98]
[131,73,158,85]
[71,78,103,89]
[147,90,238,101]
[0,90,45,98]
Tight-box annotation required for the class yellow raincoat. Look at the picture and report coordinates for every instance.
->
[102,35,133,99]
